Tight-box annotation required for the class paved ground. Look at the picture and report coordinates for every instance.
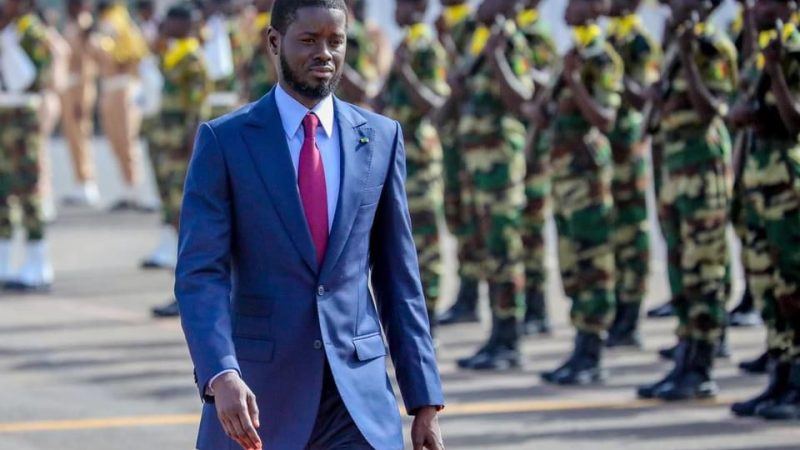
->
[0,138,798,450]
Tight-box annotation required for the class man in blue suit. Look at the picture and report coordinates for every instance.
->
[175,0,445,449]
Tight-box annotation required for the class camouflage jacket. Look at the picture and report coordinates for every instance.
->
[13,14,52,93]
[159,37,210,123]
[515,9,556,84]
[457,20,534,146]
[381,23,450,131]
[336,19,379,103]
[607,15,660,114]
[663,22,738,131]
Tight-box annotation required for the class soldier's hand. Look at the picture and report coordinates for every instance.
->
[763,34,784,67]
[563,50,582,77]
[211,372,262,450]
[447,72,465,97]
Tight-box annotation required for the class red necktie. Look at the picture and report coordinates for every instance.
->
[298,113,329,264]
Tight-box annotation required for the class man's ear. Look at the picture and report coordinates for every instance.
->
[267,27,280,56]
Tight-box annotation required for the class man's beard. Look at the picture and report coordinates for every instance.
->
[280,51,341,100]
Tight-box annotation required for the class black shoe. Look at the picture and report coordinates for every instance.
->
[647,300,674,318]
[109,199,158,214]
[740,351,770,374]
[140,259,173,270]
[458,316,520,370]
[541,331,606,385]
[659,336,730,361]
[606,303,643,348]
[658,343,678,360]
[638,340,691,399]
[152,300,180,318]
[732,360,790,417]
[437,278,479,325]
[729,288,762,327]
[523,289,551,336]
[758,363,800,421]
[657,340,719,401]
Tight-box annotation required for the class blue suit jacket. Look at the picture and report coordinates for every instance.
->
[175,90,444,450]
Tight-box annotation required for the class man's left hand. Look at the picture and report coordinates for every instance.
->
[411,406,445,450]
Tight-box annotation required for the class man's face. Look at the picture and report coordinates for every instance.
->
[164,17,191,39]
[566,0,605,26]
[476,0,515,25]
[610,0,639,17]
[396,0,420,27]
[270,6,347,101]
[754,0,794,30]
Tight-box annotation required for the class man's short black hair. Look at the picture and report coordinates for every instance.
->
[271,0,347,34]
[135,0,155,11]
[166,4,194,21]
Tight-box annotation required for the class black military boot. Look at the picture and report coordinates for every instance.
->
[606,303,643,348]
[740,351,770,374]
[437,278,479,325]
[729,288,762,327]
[523,289,551,336]
[657,339,719,401]
[659,332,730,361]
[637,340,690,399]
[731,359,790,417]
[541,331,606,385]
[758,361,800,420]
[152,299,180,318]
[646,299,674,318]
[456,316,521,370]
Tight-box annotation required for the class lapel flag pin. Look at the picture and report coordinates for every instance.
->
[360,136,370,144]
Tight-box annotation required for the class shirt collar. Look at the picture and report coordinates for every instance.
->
[275,83,335,139]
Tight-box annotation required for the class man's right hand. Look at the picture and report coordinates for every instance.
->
[211,372,262,450]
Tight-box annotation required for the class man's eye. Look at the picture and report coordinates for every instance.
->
[302,38,315,44]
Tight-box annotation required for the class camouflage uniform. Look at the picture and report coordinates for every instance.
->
[658,22,736,344]
[516,8,557,302]
[379,23,450,317]
[0,14,51,241]
[740,27,800,364]
[607,16,660,308]
[246,13,277,102]
[456,20,532,321]
[145,38,210,229]
[336,19,379,107]
[439,7,479,282]
[549,29,623,334]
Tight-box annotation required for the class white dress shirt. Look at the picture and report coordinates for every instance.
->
[207,84,341,393]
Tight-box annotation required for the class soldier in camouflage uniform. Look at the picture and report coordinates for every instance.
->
[516,0,557,336]
[730,0,800,421]
[637,0,737,401]
[0,0,54,291]
[148,5,210,317]
[452,0,533,371]
[244,0,277,102]
[435,0,482,326]
[539,0,623,385]
[604,0,660,348]
[337,0,380,108]
[377,0,449,337]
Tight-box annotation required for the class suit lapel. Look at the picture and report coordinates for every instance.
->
[240,91,318,274]
[319,99,374,281]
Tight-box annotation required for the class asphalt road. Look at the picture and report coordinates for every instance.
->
[0,138,797,450]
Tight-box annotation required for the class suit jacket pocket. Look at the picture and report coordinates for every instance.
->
[234,337,275,363]
[353,332,387,361]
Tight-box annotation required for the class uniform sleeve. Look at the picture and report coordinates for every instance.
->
[506,32,535,93]
[530,31,557,72]
[629,33,661,86]
[591,46,624,110]
[184,55,209,117]
[703,36,738,95]
[412,41,451,98]
[20,24,52,88]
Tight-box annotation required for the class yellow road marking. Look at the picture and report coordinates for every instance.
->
[0,397,735,434]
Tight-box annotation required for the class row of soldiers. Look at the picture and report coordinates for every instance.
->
[2,0,799,421]
[394,0,800,421]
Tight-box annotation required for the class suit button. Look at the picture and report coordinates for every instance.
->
[317,285,326,296]
[313,340,323,350]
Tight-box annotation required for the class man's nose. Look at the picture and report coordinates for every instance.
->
[314,42,333,62]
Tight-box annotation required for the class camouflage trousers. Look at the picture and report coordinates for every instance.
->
[550,128,616,334]
[521,130,551,296]
[146,114,193,229]
[609,111,650,305]
[457,126,527,319]
[405,122,444,314]
[0,106,44,241]
[742,137,800,363]
[659,120,733,343]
